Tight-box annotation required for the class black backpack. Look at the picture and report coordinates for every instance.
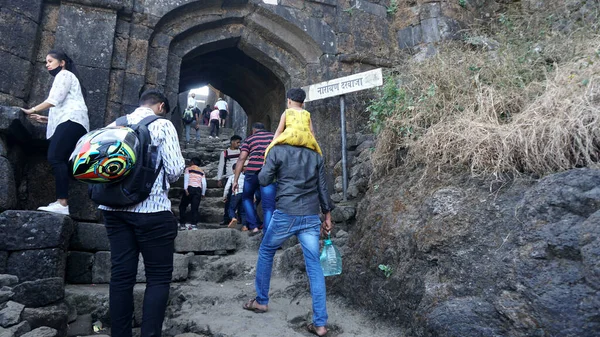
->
[182,108,194,124]
[89,115,165,207]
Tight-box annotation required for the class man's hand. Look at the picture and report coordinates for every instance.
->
[223,197,227,202]
[185,189,189,196]
[217,180,223,188]
[232,182,238,194]
[321,212,333,237]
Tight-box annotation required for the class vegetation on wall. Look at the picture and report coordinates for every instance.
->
[368,3,600,178]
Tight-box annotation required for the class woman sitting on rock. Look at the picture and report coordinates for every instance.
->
[21,49,90,215]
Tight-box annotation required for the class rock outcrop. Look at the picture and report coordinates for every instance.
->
[332,167,600,336]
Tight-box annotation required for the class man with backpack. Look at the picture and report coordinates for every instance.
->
[97,89,185,337]
[182,105,199,143]
[217,135,242,226]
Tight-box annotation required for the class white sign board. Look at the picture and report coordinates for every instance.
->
[303,68,383,102]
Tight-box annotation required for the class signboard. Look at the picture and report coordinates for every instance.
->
[303,68,383,102]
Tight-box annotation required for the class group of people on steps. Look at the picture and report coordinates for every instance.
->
[183,93,229,142]
[21,51,333,337]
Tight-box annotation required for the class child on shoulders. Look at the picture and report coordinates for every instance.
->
[264,88,322,159]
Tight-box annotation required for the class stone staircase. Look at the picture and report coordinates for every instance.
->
[170,126,235,225]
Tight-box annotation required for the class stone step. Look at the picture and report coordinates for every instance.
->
[66,252,192,284]
[169,187,223,199]
[171,196,224,210]
[172,206,223,223]
[174,228,241,254]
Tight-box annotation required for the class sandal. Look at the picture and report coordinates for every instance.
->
[307,323,328,336]
[242,299,268,313]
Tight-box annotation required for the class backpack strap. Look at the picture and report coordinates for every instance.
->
[222,149,228,177]
[115,116,129,126]
[138,115,162,126]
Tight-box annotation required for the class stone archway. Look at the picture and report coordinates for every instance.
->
[143,2,325,130]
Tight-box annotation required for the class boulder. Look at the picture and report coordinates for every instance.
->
[12,278,64,308]
[64,285,109,324]
[20,326,58,337]
[66,252,94,284]
[174,229,240,253]
[0,211,74,251]
[21,302,68,335]
[69,223,109,252]
[0,321,30,337]
[0,287,13,303]
[7,249,67,282]
[0,301,25,328]
[0,275,18,288]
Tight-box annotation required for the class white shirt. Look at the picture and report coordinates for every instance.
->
[99,107,185,213]
[45,70,89,139]
[187,96,196,108]
[215,99,228,111]
[224,172,245,197]
[217,148,241,181]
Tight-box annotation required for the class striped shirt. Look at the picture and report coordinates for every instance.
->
[240,130,274,174]
[99,107,185,213]
[184,165,207,196]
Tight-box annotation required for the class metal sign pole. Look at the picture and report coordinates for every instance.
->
[340,95,348,201]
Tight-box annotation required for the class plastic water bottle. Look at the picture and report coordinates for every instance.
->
[320,234,342,276]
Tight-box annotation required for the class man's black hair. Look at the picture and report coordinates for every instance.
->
[286,88,306,104]
[231,135,242,142]
[191,157,202,166]
[252,122,265,130]
[139,89,170,113]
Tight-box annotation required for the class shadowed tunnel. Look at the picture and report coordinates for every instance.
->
[178,42,286,131]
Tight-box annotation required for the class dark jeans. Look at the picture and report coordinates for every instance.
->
[228,193,243,220]
[48,120,87,199]
[103,210,178,337]
[210,120,219,137]
[179,186,202,224]
[242,173,276,231]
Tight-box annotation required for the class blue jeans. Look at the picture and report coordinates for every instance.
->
[255,210,327,327]
[242,173,276,231]
[103,211,178,337]
[228,193,243,220]
[184,123,199,142]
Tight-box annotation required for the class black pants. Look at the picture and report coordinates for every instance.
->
[48,120,87,199]
[210,119,219,137]
[103,210,178,337]
[179,186,202,224]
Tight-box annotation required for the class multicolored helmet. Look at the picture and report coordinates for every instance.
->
[69,127,139,184]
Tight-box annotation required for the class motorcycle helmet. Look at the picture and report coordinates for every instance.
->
[69,127,139,184]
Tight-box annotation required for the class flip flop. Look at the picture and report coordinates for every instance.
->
[307,323,328,336]
[242,299,268,313]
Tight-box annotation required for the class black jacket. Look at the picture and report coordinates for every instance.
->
[258,145,334,216]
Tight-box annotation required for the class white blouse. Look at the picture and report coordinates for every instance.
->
[45,69,89,139]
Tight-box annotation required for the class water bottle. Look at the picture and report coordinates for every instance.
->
[320,233,342,276]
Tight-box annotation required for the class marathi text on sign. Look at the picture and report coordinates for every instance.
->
[303,68,383,102]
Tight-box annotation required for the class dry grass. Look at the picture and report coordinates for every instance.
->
[370,6,600,177]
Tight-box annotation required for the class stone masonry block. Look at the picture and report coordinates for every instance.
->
[175,229,240,253]
[66,252,94,284]
[0,8,39,59]
[92,252,111,284]
[70,222,109,252]
[55,3,117,69]
[0,210,74,251]
[0,51,32,99]
[12,278,64,308]
[7,249,67,282]
[0,157,17,212]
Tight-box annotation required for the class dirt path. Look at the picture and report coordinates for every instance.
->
[164,248,401,337]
